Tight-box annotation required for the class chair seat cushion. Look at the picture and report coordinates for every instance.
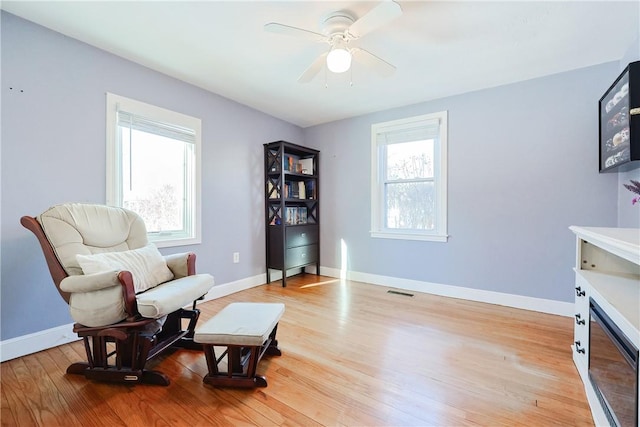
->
[76,243,174,293]
[136,273,214,318]
[194,303,285,346]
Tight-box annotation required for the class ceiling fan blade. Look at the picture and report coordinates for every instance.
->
[347,1,402,39]
[264,23,327,42]
[351,48,396,77]
[298,52,329,83]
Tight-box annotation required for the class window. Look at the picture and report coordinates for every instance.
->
[371,111,448,242]
[106,93,201,247]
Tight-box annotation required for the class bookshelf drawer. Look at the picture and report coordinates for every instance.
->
[286,225,318,248]
[285,245,318,269]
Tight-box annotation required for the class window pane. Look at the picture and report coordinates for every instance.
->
[120,127,188,233]
[385,181,435,230]
[386,139,434,180]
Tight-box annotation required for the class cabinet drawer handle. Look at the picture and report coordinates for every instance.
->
[301,253,306,258]
[574,313,585,325]
[574,341,585,354]
[575,286,585,297]
[301,233,306,238]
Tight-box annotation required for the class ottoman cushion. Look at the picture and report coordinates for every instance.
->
[195,302,285,346]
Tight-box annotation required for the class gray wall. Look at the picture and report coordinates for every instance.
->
[304,63,620,303]
[1,12,303,340]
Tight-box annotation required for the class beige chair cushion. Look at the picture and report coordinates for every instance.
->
[76,243,174,293]
[194,303,285,346]
[136,274,215,319]
[68,284,128,327]
[38,203,148,276]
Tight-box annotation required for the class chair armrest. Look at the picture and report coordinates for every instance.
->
[61,271,138,317]
[60,271,121,293]
[117,271,138,317]
[164,252,196,279]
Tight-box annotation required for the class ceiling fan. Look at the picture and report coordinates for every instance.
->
[264,1,403,83]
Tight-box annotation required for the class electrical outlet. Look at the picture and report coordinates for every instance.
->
[233,252,240,263]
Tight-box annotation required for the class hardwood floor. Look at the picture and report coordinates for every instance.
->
[1,274,593,426]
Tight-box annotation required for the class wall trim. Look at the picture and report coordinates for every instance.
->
[0,323,79,363]
[1,269,572,362]
[200,273,266,302]
[320,266,573,317]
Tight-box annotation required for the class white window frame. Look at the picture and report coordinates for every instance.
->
[106,92,202,248]
[370,111,448,242]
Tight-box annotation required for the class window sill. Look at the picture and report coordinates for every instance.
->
[151,236,201,248]
[370,231,448,242]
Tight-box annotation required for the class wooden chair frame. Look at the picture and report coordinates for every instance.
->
[21,215,203,386]
[201,324,282,388]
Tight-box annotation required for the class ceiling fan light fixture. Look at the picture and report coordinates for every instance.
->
[326,45,352,73]
[266,1,402,83]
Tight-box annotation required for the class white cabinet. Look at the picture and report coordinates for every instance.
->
[570,226,640,427]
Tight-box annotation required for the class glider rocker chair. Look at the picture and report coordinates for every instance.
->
[21,203,215,386]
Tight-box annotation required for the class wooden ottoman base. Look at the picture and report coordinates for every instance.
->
[195,303,284,388]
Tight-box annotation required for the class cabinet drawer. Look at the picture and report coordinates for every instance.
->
[286,225,318,248]
[285,244,318,269]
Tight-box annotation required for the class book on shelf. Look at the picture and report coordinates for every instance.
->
[284,154,294,171]
[285,207,308,225]
[285,207,295,225]
[306,180,316,199]
[286,181,299,198]
[283,182,295,199]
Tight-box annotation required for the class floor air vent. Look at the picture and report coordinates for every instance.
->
[387,290,414,297]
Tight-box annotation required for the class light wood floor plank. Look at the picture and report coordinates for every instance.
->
[32,348,119,427]
[1,360,33,426]
[1,275,593,426]
[5,356,80,426]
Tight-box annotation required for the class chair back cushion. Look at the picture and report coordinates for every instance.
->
[37,203,148,276]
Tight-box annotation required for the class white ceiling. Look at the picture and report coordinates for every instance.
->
[2,1,639,128]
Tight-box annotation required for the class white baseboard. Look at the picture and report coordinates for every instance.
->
[265,267,308,282]
[200,273,266,302]
[320,266,573,317]
[0,323,79,363]
[1,268,572,362]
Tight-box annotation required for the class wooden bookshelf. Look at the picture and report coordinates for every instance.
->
[264,141,319,287]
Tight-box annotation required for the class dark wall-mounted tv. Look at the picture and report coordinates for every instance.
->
[599,61,640,172]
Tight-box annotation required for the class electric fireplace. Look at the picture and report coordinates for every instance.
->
[589,299,639,427]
